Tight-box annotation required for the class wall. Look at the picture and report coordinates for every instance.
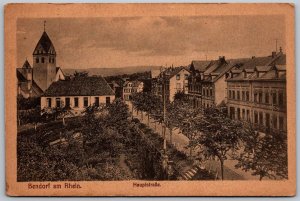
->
[214,75,227,105]
[169,69,190,102]
[41,95,115,115]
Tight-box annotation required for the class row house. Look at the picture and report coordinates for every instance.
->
[41,76,115,116]
[188,49,286,110]
[227,55,287,133]
[123,80,144,101]
[152,67,190,102]
[188,56,247,108]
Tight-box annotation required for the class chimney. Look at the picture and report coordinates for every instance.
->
[219,56,225,62]
[272,51,277,58]
[279,46,283,53]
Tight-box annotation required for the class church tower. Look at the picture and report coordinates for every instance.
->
[32,24,57,92]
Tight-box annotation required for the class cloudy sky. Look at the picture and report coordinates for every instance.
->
[17,16,285,69]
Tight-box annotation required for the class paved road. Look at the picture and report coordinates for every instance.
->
[127,101,259,180]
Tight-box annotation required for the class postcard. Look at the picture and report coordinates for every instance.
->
[5,3,295,196]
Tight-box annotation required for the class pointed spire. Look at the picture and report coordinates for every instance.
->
[22,59,31,69]
[44,20,46,32]
[33,31,56,55]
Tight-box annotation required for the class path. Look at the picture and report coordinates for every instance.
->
[127,101,259,180]
[119,153,133,178]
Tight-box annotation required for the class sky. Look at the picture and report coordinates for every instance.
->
[17,16,286,69]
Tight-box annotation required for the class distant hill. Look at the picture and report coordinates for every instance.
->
[63,66,162,77]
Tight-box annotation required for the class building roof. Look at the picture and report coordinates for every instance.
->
[123,80,142,87]
[16,70,27,82]
[274,64,286,71]
[43,76,115,97]
[22,60,31,68]
[255,65,272,72]
[190,60,212,72]
[33,31,56,54]
[157,66,190,80]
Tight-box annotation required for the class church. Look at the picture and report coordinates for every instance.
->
[17,29,65,98]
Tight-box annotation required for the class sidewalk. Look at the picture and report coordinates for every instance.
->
[127,101,259,180]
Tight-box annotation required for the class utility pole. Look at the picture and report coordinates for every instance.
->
[162,70,167,153]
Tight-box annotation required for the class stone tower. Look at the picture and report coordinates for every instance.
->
[32,31,57,91]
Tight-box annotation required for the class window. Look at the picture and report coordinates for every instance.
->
[232,91,235,99]
[254,93,258,103]
[106,97,111,105]
[230,107,235,119]
[279,116,284,130]
[254,112,258,124]
[36,58,39,63]
[176,74,180,80]
[273,92,277,105]
[49,58,51,63]
[229,90,232,99]
[52,58,55,63]
[258,92,262,103]
[184,74,189,80]
[47,98,52,107]
[246,110,250,121]
[242,109,245,120]
[84,97,89,107]
[265,92,269,104]
[176,83,181,90]
[242,91,245,101]
[95,97,99,107]
[278,92,284,107]
[237,91,240,100]
[74,97,79,107]
[206,89,209,97]
[210,88,213,97]
[65,97,70,107]
[265,113,270,128]
[246,91,249,101]
[237,108,241,120]
[56,98,61,108]
[273,115,277,129]
[203,88,205,96]
[41,57,45,63]
[259,112,263,125]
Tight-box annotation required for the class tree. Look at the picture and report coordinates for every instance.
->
[81,105,102,151]
[74,70,89,77]
[174,91,186,101]
[195,106,243,180]
[235,125,288,180]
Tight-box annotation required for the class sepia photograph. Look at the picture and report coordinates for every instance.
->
[5,3,295,196]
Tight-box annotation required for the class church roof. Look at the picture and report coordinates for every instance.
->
[22,60,31,68]
[43,76,115,97]
[33,31,56,54]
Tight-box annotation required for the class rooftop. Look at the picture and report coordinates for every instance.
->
[43,76,115,97]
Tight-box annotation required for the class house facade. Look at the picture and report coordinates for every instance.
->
[187,50,286,109]
[123,80,144,101]
[152,67,190,102]
[41,76,115,115]
[227,61,287,133]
